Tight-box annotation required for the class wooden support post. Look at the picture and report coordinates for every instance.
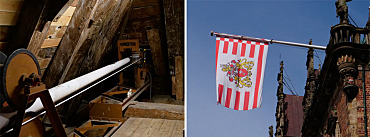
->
[12,90,66,137]
[163,0,184,99]
[175,56,183,100]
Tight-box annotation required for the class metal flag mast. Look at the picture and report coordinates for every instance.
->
[211,31,327,50]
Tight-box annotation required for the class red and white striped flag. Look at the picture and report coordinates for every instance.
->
[216,35,268,110]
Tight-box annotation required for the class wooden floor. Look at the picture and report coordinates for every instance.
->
[111,117,184,137]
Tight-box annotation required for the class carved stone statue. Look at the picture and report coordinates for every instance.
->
[335,0,351,24]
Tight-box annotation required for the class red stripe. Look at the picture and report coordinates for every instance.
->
[232,42,238,55]
[253,45,265,108]
[241,43,246,57]
[247,41,251,44]
[216,39,220,72]
[223,41,229,53]
[249,44,255,58]
[225,88,232,108]
[243,92,250,110]
[234,91,240,110]
[218,84,224,104]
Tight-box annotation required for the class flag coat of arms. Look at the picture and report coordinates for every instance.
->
[216,36,268,110]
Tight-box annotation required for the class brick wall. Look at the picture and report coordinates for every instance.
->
[324,65,370,137]
[355,66,370,136]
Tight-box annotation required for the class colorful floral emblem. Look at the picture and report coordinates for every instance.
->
[221,59,254,88]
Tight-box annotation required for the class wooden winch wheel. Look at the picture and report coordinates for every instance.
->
[1,49,41,109]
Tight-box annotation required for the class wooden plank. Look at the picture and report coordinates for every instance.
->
[75,123,119,132]
[118,117,144,137]
[130,6,161,20]
[0,1,23,12]
[159,119,177,137]
[0,11,19,26]
[111,118,136,137]
[124,102,184,120]
[131,118,152,137]
[170,120,184,137]
[0,26,13,41]
[146,29,166,75]
[51,15,72,26]
[45,26,67,39]
[41,38,62,48]
[146,118,165,136]
[175,56,184,100]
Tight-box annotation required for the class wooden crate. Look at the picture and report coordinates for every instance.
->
[89,96,124,122]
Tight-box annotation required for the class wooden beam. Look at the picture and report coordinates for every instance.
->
[146,29,166,75]
[51,15,72,26]
[60,0,133,83]
[43,0,133,124]
[43,0,101,87]
[130,6,161,19]
[63,6,76,16]
[59,0,133,125]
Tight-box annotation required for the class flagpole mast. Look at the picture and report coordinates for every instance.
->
[211,31,327,50]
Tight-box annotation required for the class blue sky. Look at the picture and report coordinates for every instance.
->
[186,0,369,136]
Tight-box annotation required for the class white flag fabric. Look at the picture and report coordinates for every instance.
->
[216,36,268,110]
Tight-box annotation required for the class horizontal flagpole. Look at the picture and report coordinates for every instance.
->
[211,31,326,50]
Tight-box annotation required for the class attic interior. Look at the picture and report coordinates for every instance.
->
[0,0,184,136]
